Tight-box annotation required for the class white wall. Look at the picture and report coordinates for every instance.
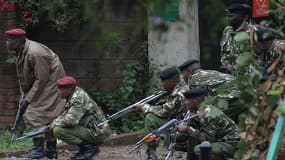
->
[148,0,200,69]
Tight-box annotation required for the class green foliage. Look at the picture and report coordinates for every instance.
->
[0,129,32,151]
[89,42,159,133]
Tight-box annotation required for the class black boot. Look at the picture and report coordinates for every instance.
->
[19,137,46,159]
[46,140,57,159]
[71,141,100,160]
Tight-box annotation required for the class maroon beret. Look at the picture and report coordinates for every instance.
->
[56,76,77,87]
[5,28,26,38]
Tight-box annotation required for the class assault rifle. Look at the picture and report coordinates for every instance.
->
[11,95,26,143]
[15,127,48,141]
[128,112,197,154]
[98,91,168,127]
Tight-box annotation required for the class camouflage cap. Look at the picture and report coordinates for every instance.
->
[160,66,179,80]
[183,88,207,98]
[178,59,200,71]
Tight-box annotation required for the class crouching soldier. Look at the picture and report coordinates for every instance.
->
[49,76,110,160]
[177,88,240,160]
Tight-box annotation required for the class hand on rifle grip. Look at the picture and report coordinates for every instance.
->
[177,123,189,133]
[20,100,29,109]
[134,104,143,112]
[155,99,167,105]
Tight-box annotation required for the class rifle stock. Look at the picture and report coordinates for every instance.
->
[11,95,26,143]
[128,113,197,154]
[98,91,168,127]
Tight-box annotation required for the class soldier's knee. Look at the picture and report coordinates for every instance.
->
[53,126,65,137]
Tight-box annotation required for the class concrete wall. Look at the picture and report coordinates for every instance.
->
[148,0,200,69]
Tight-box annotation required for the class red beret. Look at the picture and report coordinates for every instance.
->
[5,28,26,38]
[56,76,77,87]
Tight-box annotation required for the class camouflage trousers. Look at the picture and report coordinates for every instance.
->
[144,112,169,150]
[53,126,107,145]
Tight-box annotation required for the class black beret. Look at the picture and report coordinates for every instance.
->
[160,66,179,80]
[178,59,200,71]
[226,3,251,14]
[183,88,207,98]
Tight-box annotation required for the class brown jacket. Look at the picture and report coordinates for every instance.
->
[17,39,66,127]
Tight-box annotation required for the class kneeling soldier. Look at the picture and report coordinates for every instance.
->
[177,88,240,160]
[49,76,110,160]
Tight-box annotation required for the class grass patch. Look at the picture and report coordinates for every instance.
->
[0,129,32,151]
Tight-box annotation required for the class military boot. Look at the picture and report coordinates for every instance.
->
[145,149,158,160]
[19,137,46,159]
[46,140,57,159]
[71,141,100,160]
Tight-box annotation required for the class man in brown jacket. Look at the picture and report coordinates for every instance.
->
[5,28,66,159]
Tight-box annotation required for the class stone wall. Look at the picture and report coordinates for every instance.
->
[0,1,145,127]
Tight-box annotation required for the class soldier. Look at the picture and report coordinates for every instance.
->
[253,27,285,78]
[49,76,110,160]
[220,3,252,73]
[177,88,240,160]
[179,59,245,122]
[5,28,66,159]
[135,66,189,160]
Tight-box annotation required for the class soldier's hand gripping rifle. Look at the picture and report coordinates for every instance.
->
[11,95,26,143]
[128,112,197,154]
[98,91,168,127]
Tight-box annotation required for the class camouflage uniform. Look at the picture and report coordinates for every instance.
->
[141,80,189,155]
[256,39,285,75]
[52,87,110,145]
[184,106,240,160]
[220,22,250,70]
[188,69,244,122]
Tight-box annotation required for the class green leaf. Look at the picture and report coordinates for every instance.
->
[265,95,280,107]
[5,57,16,64]
[268,88,284,96]
[275,106,285,115]
[234,32,249,43]
[208,107,222,118]
[217,99,228,110]
[249,106,259,116]
[236,52,252,67]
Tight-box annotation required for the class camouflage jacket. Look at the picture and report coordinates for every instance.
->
[255,39,285,73]
[186,105,240,143]
[188,69,239,98]
[220,22,251,69]
[142,80,189,119]
[52,87,110,136]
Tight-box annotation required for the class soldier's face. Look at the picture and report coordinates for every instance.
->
[225,11,244,28]
[161,79,175,92]
[185,98,199,112]
[58,88,72,98]
[181,70,191,81]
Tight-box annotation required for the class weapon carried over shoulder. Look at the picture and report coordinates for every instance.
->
[15,127,48,141]
[98,91,168,127]
[11,95,26,143]
[128,112,197,154]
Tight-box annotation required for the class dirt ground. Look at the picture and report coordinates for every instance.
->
[5,143,187,160]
